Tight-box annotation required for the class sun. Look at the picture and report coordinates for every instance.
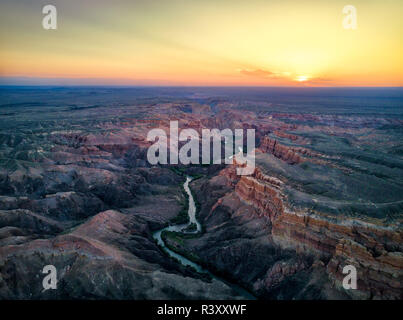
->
[295,75,309,82]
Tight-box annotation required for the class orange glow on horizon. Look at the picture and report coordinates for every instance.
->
[0,0,402,86]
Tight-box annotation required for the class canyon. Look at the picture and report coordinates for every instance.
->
[0,87,401,299]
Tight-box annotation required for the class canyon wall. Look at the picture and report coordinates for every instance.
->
[230,167,402,299]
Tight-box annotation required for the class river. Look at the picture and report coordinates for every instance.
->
[152,176,255,299]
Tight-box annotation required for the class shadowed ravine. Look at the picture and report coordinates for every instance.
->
[153,176,255,299]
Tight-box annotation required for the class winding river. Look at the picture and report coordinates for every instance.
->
[152,176,255,299]
[153,176,206,273]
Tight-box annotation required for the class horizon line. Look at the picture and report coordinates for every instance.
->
[1,85,403,89]
[0,84,403,90]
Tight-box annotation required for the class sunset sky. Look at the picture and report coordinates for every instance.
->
[0,0,402,86]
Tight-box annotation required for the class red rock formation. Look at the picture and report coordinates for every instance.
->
[274,130,299,141]
[228,167,403,299]
[327,239,402,299]
[259,136,303,164]
[235,176,284,220]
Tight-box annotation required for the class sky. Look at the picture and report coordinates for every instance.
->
[0,0,402,86]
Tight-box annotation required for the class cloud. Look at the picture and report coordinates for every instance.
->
[305,77,334,85]
[239,69,276,78]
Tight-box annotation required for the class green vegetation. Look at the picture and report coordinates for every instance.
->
[161,231,203,263]
[182,223,197,233]
[161,230,185,245]
[169,167,205,225]
[169,165,209,179]
[188,182,206,234]
[170,186,189,224]
[169,166,185,176]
